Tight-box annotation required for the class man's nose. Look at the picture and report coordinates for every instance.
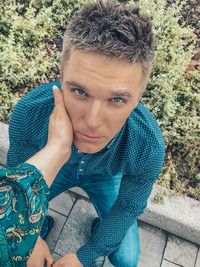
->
[84,101,103,129]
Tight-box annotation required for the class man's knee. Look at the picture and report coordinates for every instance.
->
[108,245,140,267]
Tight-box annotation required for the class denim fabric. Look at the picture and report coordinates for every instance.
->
[48,163,140,267]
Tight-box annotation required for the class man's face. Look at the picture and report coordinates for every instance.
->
[61,51,145,153]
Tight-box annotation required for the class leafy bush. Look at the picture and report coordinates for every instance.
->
[135,0,200,199]
[0,0,199,200]
[0,0,86,121]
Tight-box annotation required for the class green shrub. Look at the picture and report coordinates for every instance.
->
[135,0,200,200]
[0,0,199,200]
[0,0,86,121]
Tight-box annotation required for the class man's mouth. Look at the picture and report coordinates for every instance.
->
[75,132,103,143]
[81,133,100,138]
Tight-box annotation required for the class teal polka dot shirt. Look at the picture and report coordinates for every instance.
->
[7,81,165,266]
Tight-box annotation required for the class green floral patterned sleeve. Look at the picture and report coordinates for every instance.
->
[0,163,49,267]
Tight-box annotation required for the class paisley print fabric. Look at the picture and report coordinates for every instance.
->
[0,163,49,267]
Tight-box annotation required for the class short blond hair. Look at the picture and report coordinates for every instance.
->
[60,0,154,82]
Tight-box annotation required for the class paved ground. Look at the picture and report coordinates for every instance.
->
[46,190,200,267]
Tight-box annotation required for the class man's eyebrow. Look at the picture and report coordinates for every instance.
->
[111,90,133,98]
[65,81,88,92]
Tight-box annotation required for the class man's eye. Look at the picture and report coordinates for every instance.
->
[71,88,86,96]
[111,97,127,104]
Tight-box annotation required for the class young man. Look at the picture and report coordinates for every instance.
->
[7,1,165,267]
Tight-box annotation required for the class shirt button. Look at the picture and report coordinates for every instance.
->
[78,150,82,153]
[81,161,85,164]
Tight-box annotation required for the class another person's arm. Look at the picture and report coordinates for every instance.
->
[26,86,73,187]
[0,86,73,267]
[26,86,75,267]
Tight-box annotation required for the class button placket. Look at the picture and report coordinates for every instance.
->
[77,155,86,179]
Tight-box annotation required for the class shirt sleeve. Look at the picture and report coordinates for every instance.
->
[7,97,39,167]
[0,162,49,264]
[76,145,165,266]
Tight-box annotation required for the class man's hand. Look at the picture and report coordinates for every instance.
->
[52,253,83,267]
[27,236,54,267]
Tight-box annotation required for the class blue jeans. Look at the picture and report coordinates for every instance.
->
[48,164,140,267]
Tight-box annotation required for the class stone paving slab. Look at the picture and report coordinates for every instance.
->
[161,260,180,267]
[138,221,166,267]
[54,198,97,255]
[49,191,75,216]
[163,235,198,267]
[103,257,114,267]
[46,209,67,251]
[52,252,61,261]
[69,186,89,199]
[196,249,200,267]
